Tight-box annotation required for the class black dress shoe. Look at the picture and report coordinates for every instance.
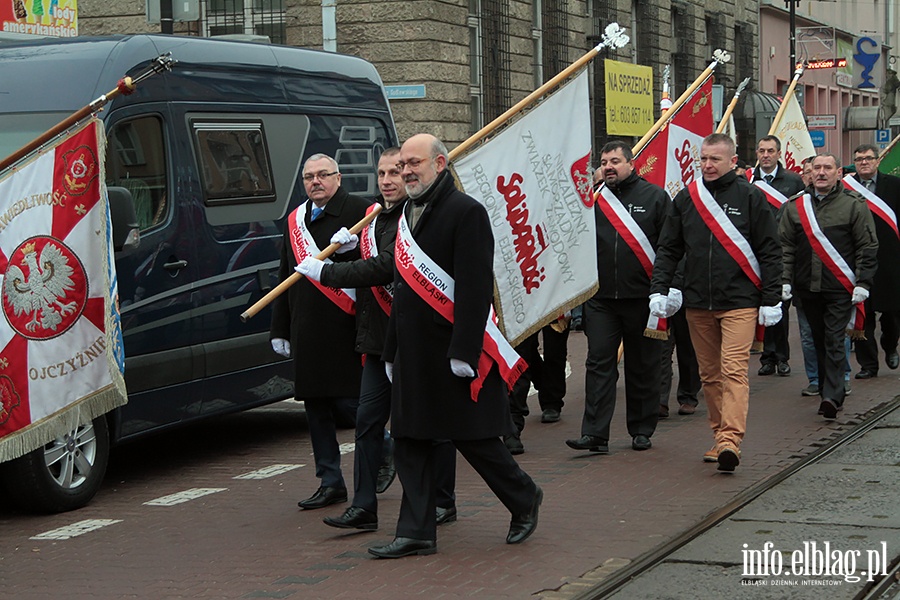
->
[565,435,609,453]
[632,434,652,451]
[368,537,437,558]
[541,408,561,423]
[757,363,776,376]
[375,454,396,494]
[887,352,899,370]
[298,486,348,510]
[436,505,457,525]
[776,362,791,376]
[323,506,378,530]
[504,434,525,455]
[855,369,877,379]
[507,486,543,544]
[819,399,839,419]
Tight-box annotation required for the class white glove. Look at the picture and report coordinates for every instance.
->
[649,293,668,318]
[665,288,683,317]
[782,284,792,301]
[385,361,393,383]
[271,338,291,357]
[450,358,475,378]
[758,303,783,327]
[295,257,325,282]
[851,286,869,304]
[330,227,359,254]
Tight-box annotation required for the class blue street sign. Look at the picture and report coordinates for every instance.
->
[809,130,826,148]
[385,85,427,100]
[876,129,891,143]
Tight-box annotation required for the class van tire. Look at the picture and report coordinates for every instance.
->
[0,416,110,513]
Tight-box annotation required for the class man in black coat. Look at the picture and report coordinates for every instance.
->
[270,153,371,510]
[566,140,668,455]
[848,143,900,378]
[370,134,542,558]
[752,135,806,377]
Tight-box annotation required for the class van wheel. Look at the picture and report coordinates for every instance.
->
[0,416,110,513]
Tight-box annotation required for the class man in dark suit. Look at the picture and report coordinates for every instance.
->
[849,143,900,378]
[270,153,371,511]
[752,135,805,377]
[371,133,542,558]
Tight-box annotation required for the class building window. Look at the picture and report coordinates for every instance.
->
[469,0,511,131]
[542,0,570,83]
[202,0,285,44]
[590,0,617,149]
[735,22,753,86]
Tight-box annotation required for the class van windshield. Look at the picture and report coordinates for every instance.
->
[0,113,73,164]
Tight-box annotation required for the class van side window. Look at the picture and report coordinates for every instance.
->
[192,121,276,205]
[106,116,168,231]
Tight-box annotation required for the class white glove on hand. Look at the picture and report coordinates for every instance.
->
[295,257,325,282]
[385,362,393,383]
[782,284,792,301]
[851,286,869,304]
[450,358,475,378]
[665,288,683,317]
[649,293,668,318]
[271,338,291,358]
[330,227,359,254]
[758,303,783,327]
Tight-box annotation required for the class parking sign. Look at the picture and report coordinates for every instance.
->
[876,129,891,144]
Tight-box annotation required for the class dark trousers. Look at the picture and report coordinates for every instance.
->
[582,297,661,441]
[660,306,701,408]
[798,291,852,406]
[855,298,900,373]
[305,396,358,489]
[509,325,570,432]
[394,436,536,541]
[760,298,792,365]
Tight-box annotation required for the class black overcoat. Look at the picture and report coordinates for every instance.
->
[382,170,514,440]
[270,187,371,398]
[854,172,900,311]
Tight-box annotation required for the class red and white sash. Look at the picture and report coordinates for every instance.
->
[595,186,667,338]
[288,202,356,315]
[842,175,900,240]
[687,181,767,347]
[394,213,527,401]
[795,194,866,336]
[359,203,394,316]
[754,178,789,210]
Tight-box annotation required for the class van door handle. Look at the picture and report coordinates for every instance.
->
[163,259,188,271]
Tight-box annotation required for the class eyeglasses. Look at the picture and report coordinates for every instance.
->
[853,156,877,163]
[396,157,430,170]
[303,171,339,182]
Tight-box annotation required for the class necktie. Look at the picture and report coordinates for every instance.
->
[864,180,874,191]
[765,174,774,184]
[311,206,323,221]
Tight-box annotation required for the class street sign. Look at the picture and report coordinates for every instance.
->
[808,114,837,129]
[385,85,427,100]
[809,130,826,148]
[876,129,891,144]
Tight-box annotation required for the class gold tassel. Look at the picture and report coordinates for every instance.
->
[644,328,669,340]
[848,329,867,341]
[751,340,764,352]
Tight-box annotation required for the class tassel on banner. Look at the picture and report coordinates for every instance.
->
[848,306,867,341]
[644,315,669,341]
[752,323,765,353]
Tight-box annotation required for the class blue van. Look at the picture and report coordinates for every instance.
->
[0,34,398,512]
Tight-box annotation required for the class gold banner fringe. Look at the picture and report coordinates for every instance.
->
[848,329,867,341]
[751,340,764,353]
[644,328,669,341]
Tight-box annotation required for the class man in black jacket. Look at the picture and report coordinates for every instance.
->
[566,140,668,454]
[847,143,900,379]
[296,148,458,531]
[270,153,371,510]
[651,134,783,472]
[371,133,541,558]
[752,136,806,377]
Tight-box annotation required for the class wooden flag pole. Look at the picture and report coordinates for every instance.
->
[715,77,751,134]
[767,63,806,137]
[239,204,383,322]
[449,23,630,161]
[879,131,900,158]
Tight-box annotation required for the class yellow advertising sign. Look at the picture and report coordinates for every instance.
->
[605,59,654,136]
[2,0,77,37]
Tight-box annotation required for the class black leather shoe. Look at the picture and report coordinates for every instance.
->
[659,404,670,419]
[541,408,561,423]
[565,435,609,453]
[368,537,436,558]
[504,434,524,455]
[632,434,652,451]
[375,454,396,494]
[298,486,348,510]
[758,363,776,376]
[887,352,899,370]
[323,506,378,530]
[436,505,457,525]
[777,362,791,376]
[507,486,543,544]
[819,399,839,419]
[855,369,877,379]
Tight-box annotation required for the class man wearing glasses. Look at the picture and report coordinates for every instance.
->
[846,144,900,379]
[270,153,372,511]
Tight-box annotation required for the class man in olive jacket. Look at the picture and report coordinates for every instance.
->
[370,134,542,559]
[779,152,878,419]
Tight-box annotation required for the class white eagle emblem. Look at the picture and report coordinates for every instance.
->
[4,241,78,332]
